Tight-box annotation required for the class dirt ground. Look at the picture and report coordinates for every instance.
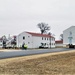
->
[0,50,75,75]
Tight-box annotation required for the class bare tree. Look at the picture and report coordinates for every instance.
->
[48,32,52,36]
[2,35,7,48]
[37,22,50,34]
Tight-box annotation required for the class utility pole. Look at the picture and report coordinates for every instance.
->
[50,37,51,49]
[48,32,51,49]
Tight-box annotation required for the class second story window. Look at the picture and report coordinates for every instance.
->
[45,38,46,40]
[23,36,25,40]
[42,37,43,40]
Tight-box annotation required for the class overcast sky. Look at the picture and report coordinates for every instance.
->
[0,0,75,40]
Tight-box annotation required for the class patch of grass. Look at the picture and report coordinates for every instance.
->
[0,51,75,75]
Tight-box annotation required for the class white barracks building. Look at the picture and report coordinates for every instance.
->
[16,31,55,48]
[63,26,75,48]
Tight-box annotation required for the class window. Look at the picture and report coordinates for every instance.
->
[45,43,46,45]
[45,38,46,40]
[28,42,30,44]
[23,36,25,40]
[52,43,53,45]
[50,43,51,45]
[42,37,43,40]
[52,38,53,41]
[47,38,48,40]
[41,43,43,46]
[28,36,30,38]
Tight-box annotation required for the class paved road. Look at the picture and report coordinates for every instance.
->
[0,48,75,59]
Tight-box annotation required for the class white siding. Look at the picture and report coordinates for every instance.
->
[63,26,75,45]
[55,43,63,47]
[17,32,33,48]
[32,36,55,48]
[17,32,55,48]
[51,38,55,48]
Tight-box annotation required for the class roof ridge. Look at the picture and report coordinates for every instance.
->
[26,32,55,38]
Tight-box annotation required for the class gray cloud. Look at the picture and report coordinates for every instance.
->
[0,0,75,39]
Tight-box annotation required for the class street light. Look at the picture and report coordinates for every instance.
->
[48,32,51,49]
[50,37,51,49]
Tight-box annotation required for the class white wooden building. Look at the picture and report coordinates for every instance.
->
[63,26,75,47]
[55,40,63,48]
[16,31,55,48]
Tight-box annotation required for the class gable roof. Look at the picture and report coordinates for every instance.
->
[26,32,54,38]
[55,40,63,44]
[63,26,75,32]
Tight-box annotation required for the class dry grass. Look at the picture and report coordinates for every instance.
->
[0,50,75,75]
